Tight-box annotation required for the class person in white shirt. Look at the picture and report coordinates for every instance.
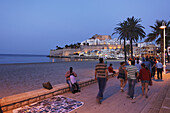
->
[135,60,141,72]
[65,67,80,93]
[156,60,163,79]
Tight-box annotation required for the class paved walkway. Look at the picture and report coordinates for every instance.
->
[63,72,170,113]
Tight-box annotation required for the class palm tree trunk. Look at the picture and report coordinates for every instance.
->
[130,38,133,58]
[124,38,127,62]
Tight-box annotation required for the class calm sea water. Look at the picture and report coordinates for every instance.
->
[0,54,97,64]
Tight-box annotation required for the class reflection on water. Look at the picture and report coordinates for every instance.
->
[49,58,98,63]
[0,54,99,64]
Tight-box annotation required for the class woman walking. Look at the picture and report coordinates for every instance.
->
[117,62,127,92]
[139,63,151,98]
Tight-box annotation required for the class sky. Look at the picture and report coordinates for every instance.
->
[0,0,170,55]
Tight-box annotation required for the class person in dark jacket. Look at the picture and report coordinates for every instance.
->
[0,105,3,113]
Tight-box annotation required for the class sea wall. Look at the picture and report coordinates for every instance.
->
[49,45,124,57]
[0,74,116,112]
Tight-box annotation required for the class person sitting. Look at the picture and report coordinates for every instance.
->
[108,63,116,76]
[65,67,80,93]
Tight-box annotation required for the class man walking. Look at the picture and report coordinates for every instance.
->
[156,60,163,79]
[126,60,139,99]
[95,58,108,104]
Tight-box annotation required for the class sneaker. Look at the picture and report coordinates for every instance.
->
[145,95,148,98]
[131,97,136,100]
[120,89,124,92]
[96,98,101,104]
[99,97,103,100]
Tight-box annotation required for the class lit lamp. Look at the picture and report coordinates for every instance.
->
[159,21,166,74]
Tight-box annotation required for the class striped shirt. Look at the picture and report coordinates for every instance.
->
[95,63,107,78]
[126,65,138,79]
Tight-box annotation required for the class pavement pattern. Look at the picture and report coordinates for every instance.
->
[63,72,170,113]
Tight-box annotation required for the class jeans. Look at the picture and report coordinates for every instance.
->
[66,80,80,92]
[97,77,107,98]
[151,68,155,77]
[128,79,136,98]
[157,68,163,79]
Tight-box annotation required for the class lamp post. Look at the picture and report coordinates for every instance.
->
[159,21,166,74]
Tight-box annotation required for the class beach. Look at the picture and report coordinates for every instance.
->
[0,60,121,98]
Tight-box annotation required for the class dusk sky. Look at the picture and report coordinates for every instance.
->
[0,0,169,55]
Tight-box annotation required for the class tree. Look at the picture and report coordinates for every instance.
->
[145,20,170,63]
[126,44,130,56]
[113,21,129,62]
[127,16,145,58]
[113,16,145,61]
[65,45,69,48]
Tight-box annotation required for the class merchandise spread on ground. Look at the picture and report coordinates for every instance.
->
[13,95,84,113]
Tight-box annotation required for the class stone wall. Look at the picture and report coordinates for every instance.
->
[0,78,95,112]
[0,74,116,112]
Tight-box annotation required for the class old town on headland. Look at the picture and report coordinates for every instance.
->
[49,34,169,61]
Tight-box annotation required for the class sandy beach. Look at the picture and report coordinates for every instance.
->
[0,60,121,98]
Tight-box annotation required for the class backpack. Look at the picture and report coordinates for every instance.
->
[42,82,53,90]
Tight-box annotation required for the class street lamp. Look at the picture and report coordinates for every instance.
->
[159,21,166,74]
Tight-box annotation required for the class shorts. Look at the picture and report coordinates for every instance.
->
[141,80,149,83]
[117,73,125,80]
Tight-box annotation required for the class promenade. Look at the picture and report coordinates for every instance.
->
[63,72,170,113]
[3,64,170,113]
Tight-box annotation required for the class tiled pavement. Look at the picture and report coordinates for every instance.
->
[63,72,170,113]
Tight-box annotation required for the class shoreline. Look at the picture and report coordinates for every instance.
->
[0,57,124,65]
[47,55,124,60]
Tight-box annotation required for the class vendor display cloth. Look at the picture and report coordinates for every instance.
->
[13,95,84,113]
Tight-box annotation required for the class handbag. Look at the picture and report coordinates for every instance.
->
[117,73,125,78]
[42,82,53,90]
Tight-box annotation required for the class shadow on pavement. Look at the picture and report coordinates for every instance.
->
[102,85,120,101]
[153,79,164,82]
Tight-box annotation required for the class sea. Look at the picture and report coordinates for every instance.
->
[0,54,96,64]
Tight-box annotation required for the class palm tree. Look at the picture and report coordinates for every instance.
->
[127,16,146,58]
[113,21,129,62]
[145,20,170,63]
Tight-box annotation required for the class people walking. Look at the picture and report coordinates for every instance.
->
[135,60,141,72]
[95,58,108,104]
[65,67,80,93]
[150,58,156,79]
[117,62,127,92]
[156,60,163,79]
[0,105,3,113]
[139,63,151,98]
[126,60,139,99]
[143,57,152,73]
